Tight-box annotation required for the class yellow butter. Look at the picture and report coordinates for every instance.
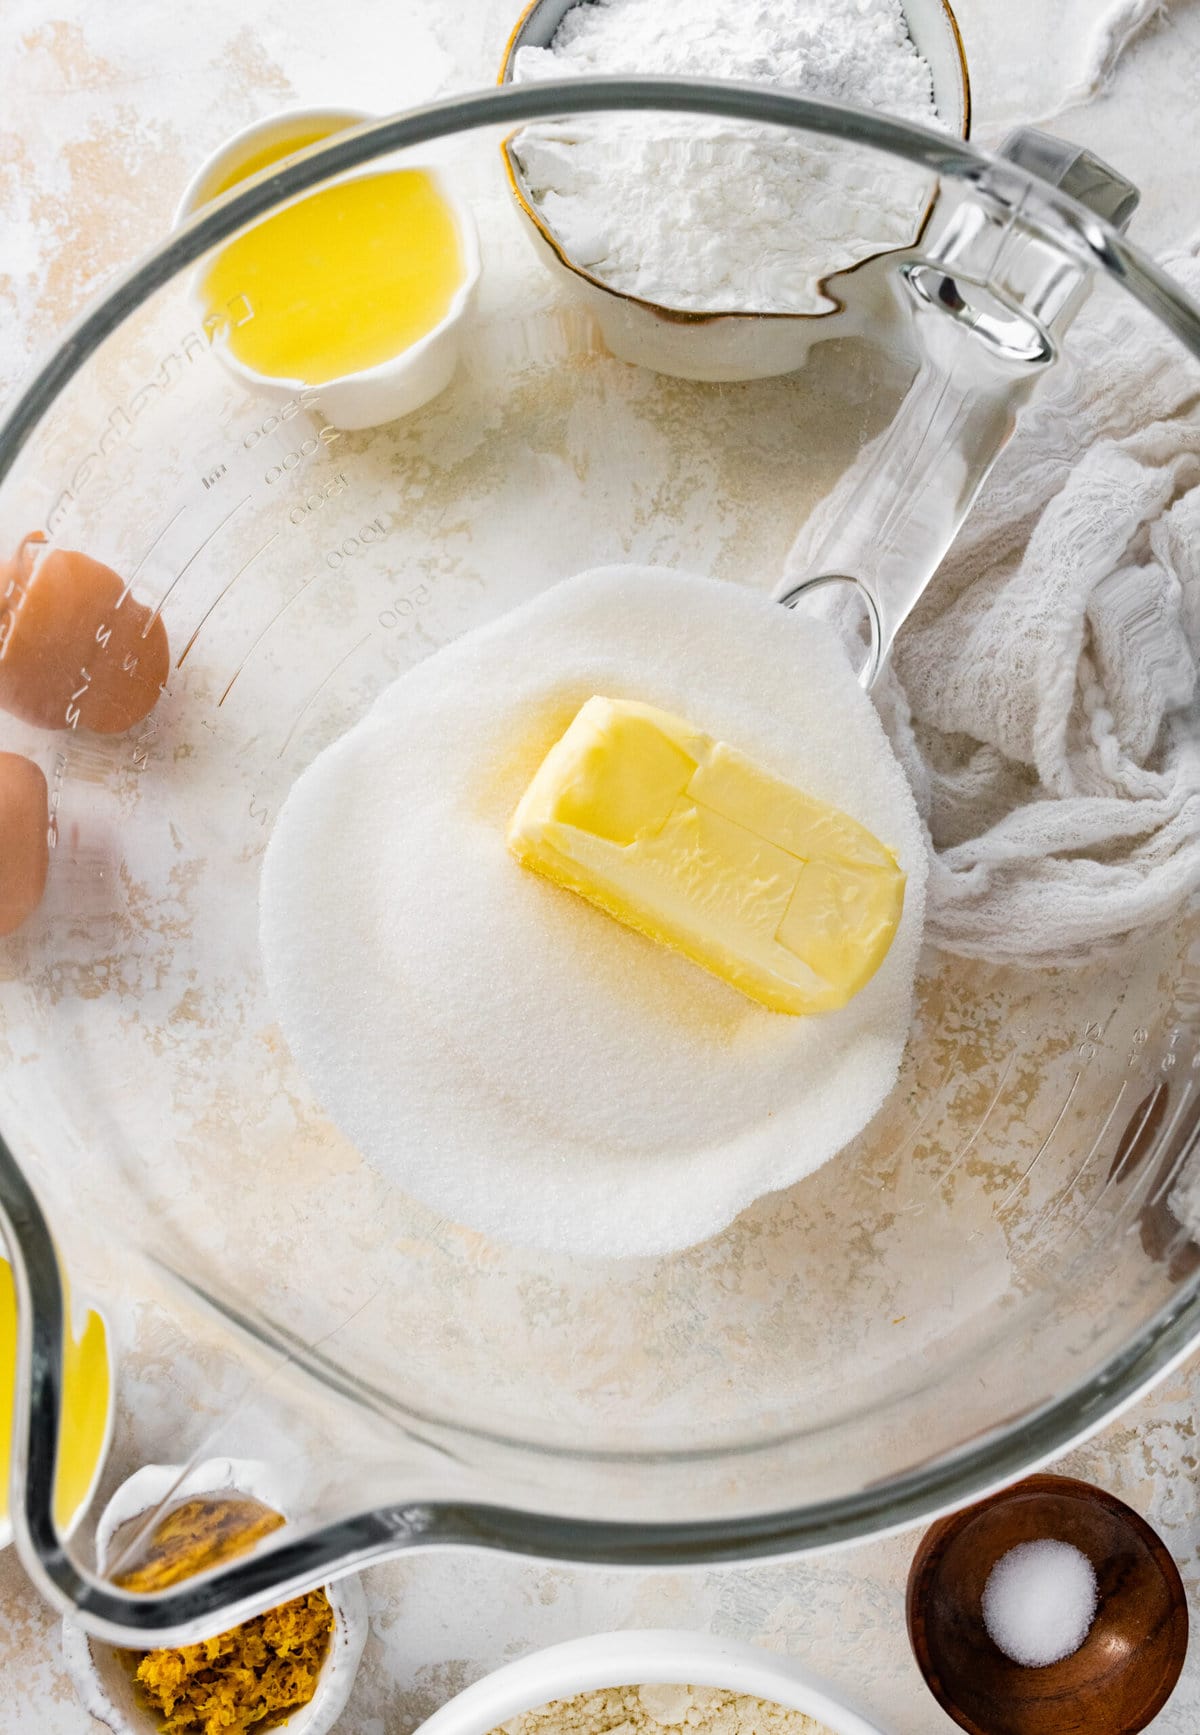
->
[508,697,905,1015]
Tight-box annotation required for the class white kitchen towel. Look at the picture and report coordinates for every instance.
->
[785,245,1200,966]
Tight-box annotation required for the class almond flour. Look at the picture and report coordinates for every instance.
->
[495,1682,836,1735]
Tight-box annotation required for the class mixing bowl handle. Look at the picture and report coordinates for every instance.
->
[778,128,1139,688]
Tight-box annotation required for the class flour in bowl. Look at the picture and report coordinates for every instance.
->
[259,568,926,1257]
[511,0,945,313]
[494,1684,837,1735]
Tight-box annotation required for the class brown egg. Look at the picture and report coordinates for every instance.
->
[0,533,169,733]
[0,753,49,936]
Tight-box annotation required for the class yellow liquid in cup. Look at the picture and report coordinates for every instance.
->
[204,125,348,201]
[0,1257,111,1534]
[200,142,466,385]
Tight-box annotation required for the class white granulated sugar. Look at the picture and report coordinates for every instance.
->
[512,0,943,314]
[494,1684,835,1735]
[982,1540,1100,1669]
[260,567,926,1257]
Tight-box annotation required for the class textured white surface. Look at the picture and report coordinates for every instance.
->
[4,3,1200,1734]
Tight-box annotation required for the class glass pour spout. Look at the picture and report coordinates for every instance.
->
[778,128,1140,688]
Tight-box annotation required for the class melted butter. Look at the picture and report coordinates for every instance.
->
[199,167,465,384]
[203,124,350,201]
[0,1258,111,1534]
[509,696,905,1015]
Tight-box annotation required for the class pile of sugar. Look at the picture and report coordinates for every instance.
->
[495,1684,834,1735]
[512,0,943,314]
[259,567,926,1257]
[982,1540,1100,1668]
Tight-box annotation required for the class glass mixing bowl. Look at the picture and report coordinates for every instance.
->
[3,81,1200,1644]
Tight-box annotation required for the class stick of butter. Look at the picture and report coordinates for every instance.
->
[508,696,906,1015]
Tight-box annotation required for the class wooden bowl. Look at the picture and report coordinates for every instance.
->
[907,1475,1188,1735]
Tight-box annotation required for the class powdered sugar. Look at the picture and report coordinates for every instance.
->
[511,0,942,313]
[259,567,926,1257]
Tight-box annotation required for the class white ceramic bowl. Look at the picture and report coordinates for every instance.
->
[173,106,482,429]
[61,1457,368,1735]
[412,1631,891,1735]
[172,105,376,227]
[499,0,970,382]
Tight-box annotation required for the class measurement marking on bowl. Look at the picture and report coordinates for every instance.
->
[1070,1136,1171,1263]
[121,504,188,602]
[884,1052,959,1169]
[1060,1174,1137,1258]
[1109,1081,1169,1188]
[1027,1081,1130,1243]
[935,1047,1019,1191]
[325,519,389,568]
[1059,1085,1174,1256]
[140,495,250,638]
[219,566,324,705]
[276,630,374,758]
[130,714,159,772]
[377,583,433,631]
[1129,1081,1199,1219]
[994,1072,1081,1218]
[176,530,280,669]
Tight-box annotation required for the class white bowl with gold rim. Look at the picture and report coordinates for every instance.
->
[173,106,482,430]
[498,0,970,382]
[61,1457,368,1735]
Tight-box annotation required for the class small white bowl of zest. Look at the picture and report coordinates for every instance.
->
[61,1456,368,1735]
[174,105,482,429]
[413,1631,891,1735]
